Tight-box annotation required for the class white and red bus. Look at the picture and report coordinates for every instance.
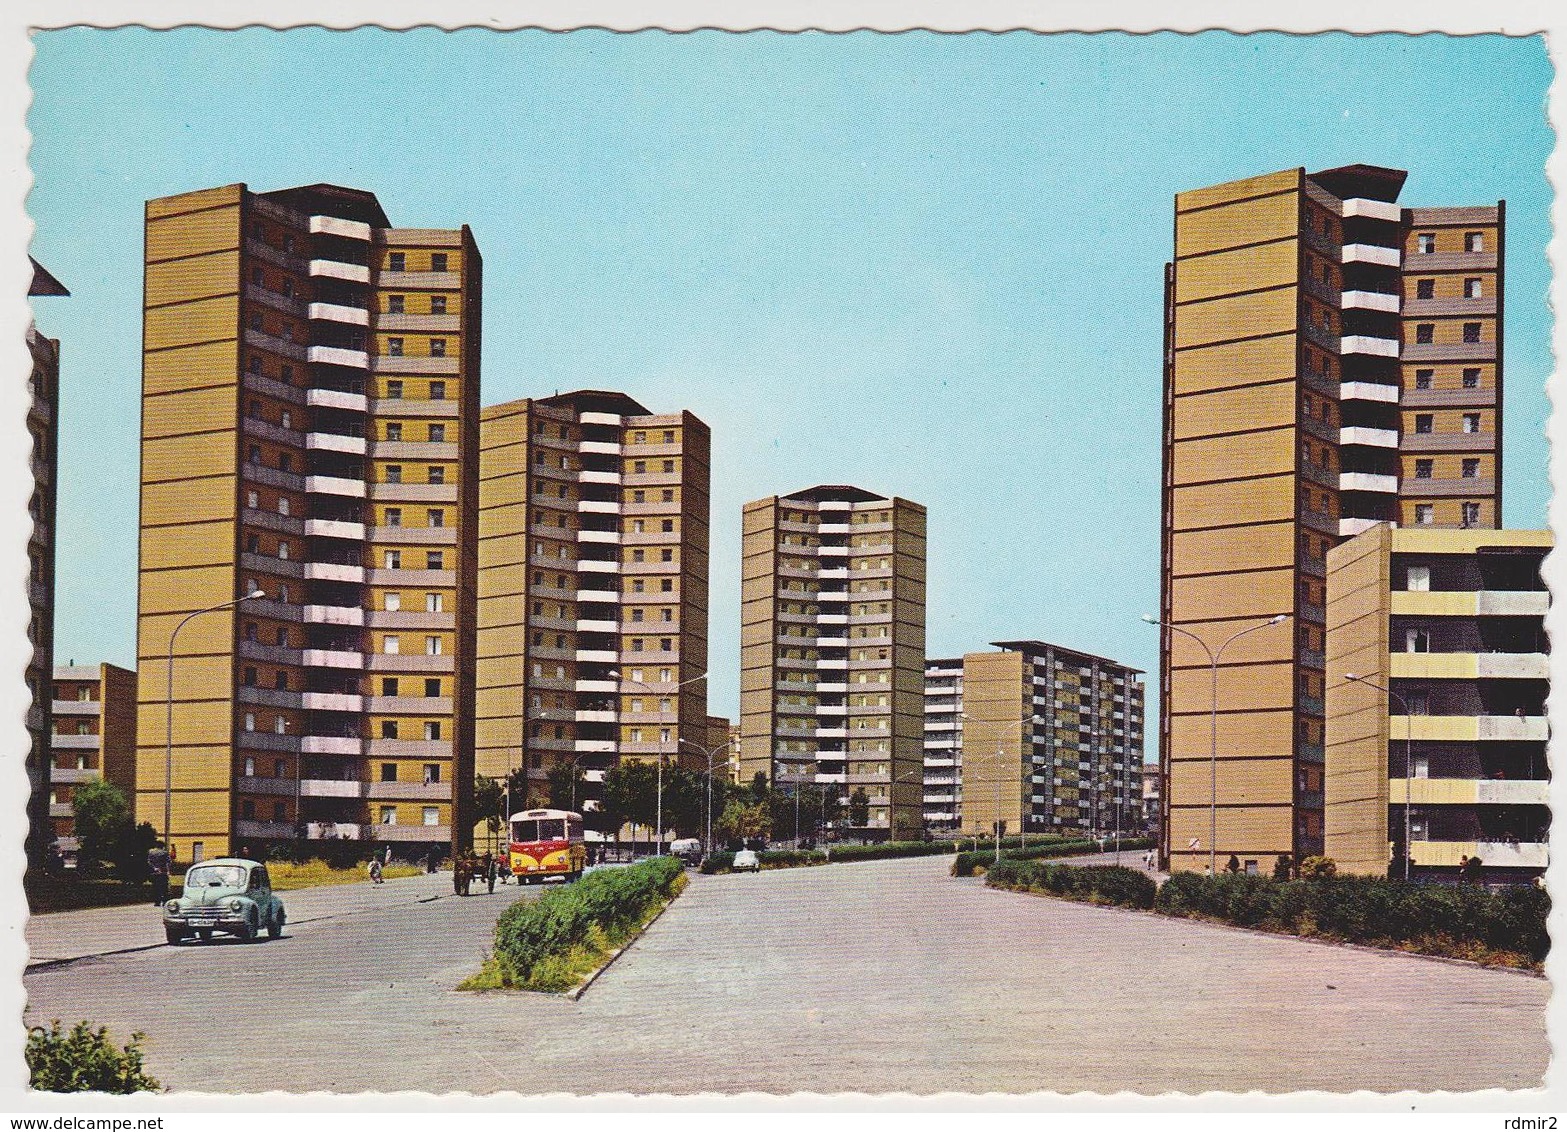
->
[507,808,586,883]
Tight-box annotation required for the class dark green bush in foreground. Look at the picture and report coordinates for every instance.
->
[986,861,1157,910]
[1154,872,1549,964]
[493,856,684,984]
[952,837,1154,877]
[27,1021,161,1093]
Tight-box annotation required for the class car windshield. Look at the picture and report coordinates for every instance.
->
[185,865,247,890]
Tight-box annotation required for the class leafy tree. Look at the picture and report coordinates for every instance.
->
[473,775,504,843]
[602,760,660,844]
[27,1021,161,1093]
[1273,854,1293,881]
[716,799,772,846]
[109,822,158,883]
[545,759,583,812]
[747,770,770,805]
[71,779,132,876]
[848,787,870,829]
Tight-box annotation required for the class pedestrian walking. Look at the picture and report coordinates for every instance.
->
[368,857,383,885]
[147,842,170,906]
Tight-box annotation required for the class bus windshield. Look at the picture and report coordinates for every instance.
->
[518,819,565,843]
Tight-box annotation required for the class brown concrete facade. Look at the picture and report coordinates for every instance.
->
[48,663,138,854]
[135,183,480,864]
[1161,165,1505,874]
[475,392,711,837]
[1325,527,1549,882]
[740,487,926,840]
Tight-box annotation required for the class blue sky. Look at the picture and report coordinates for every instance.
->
[26,30,1554,758]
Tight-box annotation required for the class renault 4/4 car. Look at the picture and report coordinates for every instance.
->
[163,859,286,944]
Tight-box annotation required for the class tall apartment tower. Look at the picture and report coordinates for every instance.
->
[927,643,1144,843]
[26,259,67,868]
[49,663,138,859]
[1160,164,1503,873]
[136,183,481,865]
[739,487,926,840]
[476,392,711,832]
[1325,527,1548,883]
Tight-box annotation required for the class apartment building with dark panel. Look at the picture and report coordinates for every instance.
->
[49,663,138,860]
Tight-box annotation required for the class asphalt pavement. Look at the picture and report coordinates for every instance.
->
[22,854,1549,1095]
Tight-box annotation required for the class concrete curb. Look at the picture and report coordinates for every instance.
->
[564,884,684,1002]
[982,879,1545,979]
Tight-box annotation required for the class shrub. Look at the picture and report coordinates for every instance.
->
[492,857,684,988]
[699,851,734,875]
[951,838,1154,877]
[1299,855,1337,879]
[986,862,1156,910]
[26,1021,161,1093]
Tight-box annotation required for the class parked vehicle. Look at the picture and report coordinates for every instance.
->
[670,838,703,866]
[731,849,760,872]
[163,859,286,944]
[508,808,586,883]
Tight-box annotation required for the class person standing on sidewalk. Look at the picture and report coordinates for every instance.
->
[147,842,170,906]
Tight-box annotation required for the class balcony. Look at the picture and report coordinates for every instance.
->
[1338,381,1399,404]
[300,778,365,799]
[236,819,298,839]
[576,619,619,633]
[304,821,365,840]
[577,500,620,515]
[375,313,460,333]
[1410,839,1546,869]
[309,214,372,241]
[1338,426,1399,448]
[369,482,457,503]
[1338,471,1397,494]
[377,824,451,843]
[301,735,363,755]
[1390,778,1550,806]
[50,733,100,750]
[301,691,363,713]
[573,739,616,754]
[1341,243,1400,268]
[307,302,370,327]
[303,604,365,626]
[578,470,621,486]
[575,709,617,724]
[309,259,371,285]
[579,560,619,574]
[1339,290,1401,313]
[578,530,621,545]
[305,387,368,414]
[373,355,460,375]
[50,700,98,717]
[301,648,364,669]
[575,649,617,663]
[1339,335,1400,358]
[305,475,366,498]
[579,411,622,427]
[1338,517,1385,538]
[302,561,366,585]
[1389,651,1549,681]
[306,432,368,456]
[304,519,365,542]
[1391,714,1548,742]
[1341,197,1403,222]
[575,588,619,603]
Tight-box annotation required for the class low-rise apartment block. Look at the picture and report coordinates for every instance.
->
[1325,526,1549,882]
[49,663,138,859]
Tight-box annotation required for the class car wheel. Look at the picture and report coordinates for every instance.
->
[165,927,186,945]
[234,917,255,943]
[268,908,285,939]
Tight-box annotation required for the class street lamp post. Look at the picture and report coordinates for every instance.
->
[613,670,706,855]
[1346,672,1412,882]
[677,736,731,856]
[1143,612,1290,876]
[165,589,264,852]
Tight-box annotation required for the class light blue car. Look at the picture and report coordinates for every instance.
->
[163,859,286,944]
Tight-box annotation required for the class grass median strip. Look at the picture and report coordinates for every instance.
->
[459,857,687,994]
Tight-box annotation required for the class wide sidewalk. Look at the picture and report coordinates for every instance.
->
[24,868,464,968]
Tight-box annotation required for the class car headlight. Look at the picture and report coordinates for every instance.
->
[228,898,243,912]
[164,900,179,914]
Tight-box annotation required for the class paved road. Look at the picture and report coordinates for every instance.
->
[24,856,1547,1094]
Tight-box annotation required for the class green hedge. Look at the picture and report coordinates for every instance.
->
[700,849,827,874]
[1154,872,1549,963]
[986,860,1157,910]
[27,1021,161,1093]
[952,837,1154,877]
[493,857,684,984]
[828,839,963,862]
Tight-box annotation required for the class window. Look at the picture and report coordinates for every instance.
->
[386,465,402,483]
[660,549,673,562]
[424,721,442,741]
[388,337,404,357]
[280,364,293,384]
[1415,504,1434,525]
[385,508,402,527]
[662,460,675,473]
[381,763,398,782]
[663,430,674,444]
[277,498,289,516]
[428,423,445,443]
[1417,232,1435,254]
[1415,324,1434,344]
[380,805,397,825]
[242,800,255,819]
[386,422,403,442]
[430,381,446,401]
[381,721,398,739]
[662,489,675,502]
[386,380,404,400]
[1462,502,1481,526]
[384,592,401,612]
[388,295,405,314]
[1462,458,1480,479]
[425,678,441,698]
[428,466,445,484]
[385,550,401,569]
[382,677,399,696]
[1415,278,1435,299]
[426,636,443,656]
[661,519,674,533]
[1414,369,1433,390]
[388,252,406,272]
[633,461,646,474]
[273,802,287,823]
[1462,368,1480,389]
[246,533,260,553]
[430,253,448,272]
[247,490,259,508]
[274,671,288,690]
[1464,278,1483,299]
[279,453,292,472]
[426,551,444,570]
[276,542,289,560]
[384,635,400,654]
[248,444,262,465]
[1463,413,1481,434]
[631,608,644,622]
[1406,565,1430,591]
[427,509,444,528]
[661,608,672,622]
[426,593,443,613]
[430,295,447,314]
[1414,459,1433,479]
[1464,232,1483,252]
[244,713,256,734]
[660,638,673,652]
[243,666,257,686]
[1414,414,1434,434]
[429,339,447,358]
